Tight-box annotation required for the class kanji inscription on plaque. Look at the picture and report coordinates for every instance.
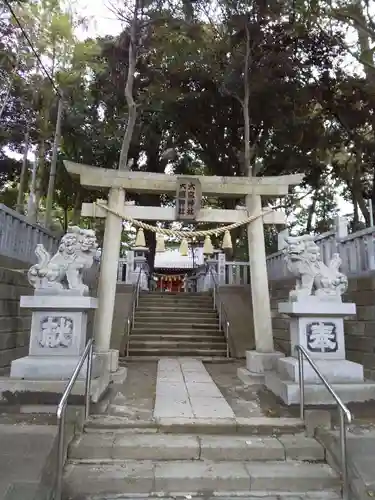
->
[175,177,202,221]
[39,316,74,348]
[306,321,338,353]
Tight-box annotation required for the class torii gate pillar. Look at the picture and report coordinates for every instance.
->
[246,193,273,352]
[245,194,284,374]
[94,187,125,352]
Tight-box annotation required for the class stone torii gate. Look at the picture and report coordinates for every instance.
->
[64,160,303,371]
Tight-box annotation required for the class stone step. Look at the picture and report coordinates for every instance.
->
[122,356,232,363]
[130,334,225,342]
[63,460,340,497]
[129,340,227,349]
[128,347,228,357]
[138,300,214,306]
[141,292,211,297]
[139,297,213,308]
[132,328,223,335]
[265,372,375,405]
[85,416,305,435]
[135,311,217,319]
[139,294,213,300]
[137,307,215,314]
[134,321,219,329]
[134,316,218,325]
[69,432,325,462]
[136,306,215,312]
[69,494,342,500]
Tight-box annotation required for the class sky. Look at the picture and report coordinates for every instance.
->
[73,0,123,39]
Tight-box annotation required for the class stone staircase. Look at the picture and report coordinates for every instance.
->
[63,416,342,499]
[128,292,228,358]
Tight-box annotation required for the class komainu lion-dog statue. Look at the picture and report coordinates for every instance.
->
[28,226,98,295]
[283,235,348,302]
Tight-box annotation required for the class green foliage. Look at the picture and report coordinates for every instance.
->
[2,0,375,241]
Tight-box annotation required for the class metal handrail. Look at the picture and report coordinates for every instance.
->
[295,345,352,500]
[55,338,94,500]
[125,266,143,357]
[209,268,230,358]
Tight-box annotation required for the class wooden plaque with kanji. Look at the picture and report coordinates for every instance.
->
[175,177,202,222]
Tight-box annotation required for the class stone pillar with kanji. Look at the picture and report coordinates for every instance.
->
[265,234,375,405]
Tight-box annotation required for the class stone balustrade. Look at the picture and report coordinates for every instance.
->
[267,226,375,281]
[0,204,59,264]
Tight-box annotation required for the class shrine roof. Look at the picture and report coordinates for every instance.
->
[153,248,204,269]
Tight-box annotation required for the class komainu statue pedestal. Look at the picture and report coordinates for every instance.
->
[10,294,100,379]
[0,226,114,406]
[265,234,375,405]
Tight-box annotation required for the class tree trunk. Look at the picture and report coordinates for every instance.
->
[27,156,38,223]
[306,188,318,233]
[352,0,375,85]
[243,23,251,177]
[72,189,82,224]
[16,128,29,214]
[63,206,68,232]
[34,140,46,221]
[118,0,139,171]
[145,229,156,276]
[44,96,64,227]
[353,174,370,225]
[0,78,13,120]
[352,193,360,229]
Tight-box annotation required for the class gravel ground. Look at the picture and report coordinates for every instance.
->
[105,361,158,420]
[205,361,295,419]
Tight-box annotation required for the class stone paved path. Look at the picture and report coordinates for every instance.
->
[99,360,297,421]
[154,358,235,419]
[0,423,57,500]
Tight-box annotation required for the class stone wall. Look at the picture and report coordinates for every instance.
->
[269,273,375,380]
[217,285,255,357]
[111,284,134,354]
[83,262,100,340]
[0,256,33,371]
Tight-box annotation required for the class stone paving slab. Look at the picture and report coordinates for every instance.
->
[0,423,57,500]
[153,358,235,420]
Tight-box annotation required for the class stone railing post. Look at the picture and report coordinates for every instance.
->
[132,246,149,291]
[335,216,349,240]
[203,251,220,291]
[125,250,134,284]
[217,251,226,285]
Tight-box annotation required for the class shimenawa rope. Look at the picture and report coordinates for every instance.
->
[94,201,276,239]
